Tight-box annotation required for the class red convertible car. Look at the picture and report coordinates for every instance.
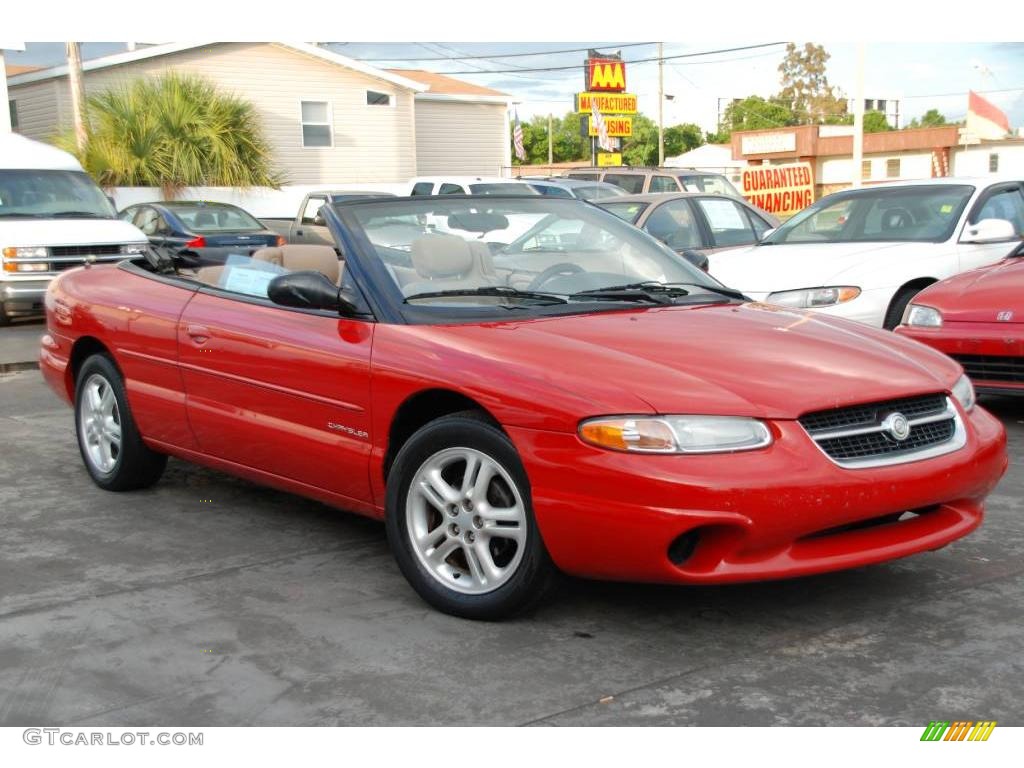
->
[40,196,1008,619]
[897,241,1024,395]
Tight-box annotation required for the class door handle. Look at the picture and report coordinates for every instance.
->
[186,324,210,344]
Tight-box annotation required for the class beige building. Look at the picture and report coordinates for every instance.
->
[6,42,512,184]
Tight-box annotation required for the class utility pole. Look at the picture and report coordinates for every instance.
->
[657,42,665,166]
[65,42,87,152]
[851,42,865,188]
[547,113,553,166]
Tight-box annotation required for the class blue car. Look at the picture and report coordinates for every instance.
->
[119,201,284,265]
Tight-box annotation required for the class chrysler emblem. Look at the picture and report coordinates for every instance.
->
[997,310,1014,322]
[881,412,911,442]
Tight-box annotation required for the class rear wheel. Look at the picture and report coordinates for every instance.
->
[74,354,166,491]
[385,413,556,619]
[0,303,11,327]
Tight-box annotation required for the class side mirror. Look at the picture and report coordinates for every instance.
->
[679,248,710,272]
[313,214,326,227]
[759,227,776,241]
[961,218,1017,244]
[267,271,359,315]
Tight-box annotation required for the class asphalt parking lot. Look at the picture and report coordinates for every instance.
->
[1,329,1022,726]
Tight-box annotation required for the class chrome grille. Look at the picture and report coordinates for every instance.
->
[799,394,964,468]
[50,244,123,257]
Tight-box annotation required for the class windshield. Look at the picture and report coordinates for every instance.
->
[764,184,974,245]
[575,184,626,201]
[0,170,114,218]
[678,174,741,197]
[166,203,264,232]
[338,196,723,318]
[468,183,538,196]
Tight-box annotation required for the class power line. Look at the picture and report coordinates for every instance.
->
[900,86,1023,99]
[431,42,788,76]
[349,41,657,62]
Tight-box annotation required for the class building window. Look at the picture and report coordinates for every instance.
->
[876,99,887,112]
[989,153,1000,173]
[861,160,872,180]
[366,90,391,106]
[886,158,901,178]
[8,100,17,130]
[300,101,332,147]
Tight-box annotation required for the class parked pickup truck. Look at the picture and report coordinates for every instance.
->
[262,190,394,247]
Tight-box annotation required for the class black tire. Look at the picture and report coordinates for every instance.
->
[385,412,557,620]
[883,285,926,330]
[0,303,11,327]
[74,354,166,491]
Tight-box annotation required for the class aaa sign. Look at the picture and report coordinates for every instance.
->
[587,58,626,91]
[741,162,814,217]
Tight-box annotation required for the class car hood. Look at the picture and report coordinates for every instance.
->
[0,217,147,247]
[423,303,960,421]
[914,257,1024,323]
[709,241,932,293]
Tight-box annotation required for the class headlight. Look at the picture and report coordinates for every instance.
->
[2,246,50,272]
[120,243,149,255]
[579,415,773,454]
[903,304,943,328]
[952,373,976,413]
[767,286,861,308]
[2,246,49,259]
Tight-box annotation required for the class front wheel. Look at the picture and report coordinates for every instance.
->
[74,354,167,491]
[883,285,926,330]
[385,413,556,619]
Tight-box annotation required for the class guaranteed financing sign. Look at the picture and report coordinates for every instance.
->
[741,162,815,217]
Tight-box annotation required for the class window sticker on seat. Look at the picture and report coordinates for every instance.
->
[218,257,287,297]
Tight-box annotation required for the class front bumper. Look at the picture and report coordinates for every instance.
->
[897,322,1024,394]
[0,278,50,315]
[508,405,1007,584]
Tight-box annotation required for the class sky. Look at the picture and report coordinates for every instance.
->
[9,41,1024,134]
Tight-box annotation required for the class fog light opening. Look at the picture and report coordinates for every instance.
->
[667,530,701,566]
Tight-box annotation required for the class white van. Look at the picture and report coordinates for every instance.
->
[0,134,148,324]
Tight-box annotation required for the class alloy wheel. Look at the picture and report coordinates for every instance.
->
[405,446,527,595]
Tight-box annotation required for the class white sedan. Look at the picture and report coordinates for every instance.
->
[708,178,1024,328]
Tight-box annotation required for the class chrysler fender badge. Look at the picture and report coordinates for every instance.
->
[997,310,1014,322]
[881,412,911,442]
[327,422,368,439]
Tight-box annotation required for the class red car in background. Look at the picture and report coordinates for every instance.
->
[897,242,1024,395]
[40,195,1008,619]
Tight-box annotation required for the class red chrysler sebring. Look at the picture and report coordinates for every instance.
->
[897,242,1024,395]
[40,196,1007,619]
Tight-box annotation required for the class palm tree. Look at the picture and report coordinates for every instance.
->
[57,72,283,196]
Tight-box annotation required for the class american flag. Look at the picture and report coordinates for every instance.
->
[512,111,526,161]
[591,100,615,152]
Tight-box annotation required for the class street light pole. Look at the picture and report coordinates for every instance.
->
[548,113,553,166]
[657,42,665,166]
[66,42,87,152]
[852,42,865,188]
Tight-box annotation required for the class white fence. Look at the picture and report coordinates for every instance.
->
[110,182,407,218]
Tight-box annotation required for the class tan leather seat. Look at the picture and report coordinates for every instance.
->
[403,233,494,296]
[194,265,224,286]
[252,245,343,284]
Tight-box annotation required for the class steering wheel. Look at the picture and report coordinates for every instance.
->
[882,207,915,231]
[527,262,585,291]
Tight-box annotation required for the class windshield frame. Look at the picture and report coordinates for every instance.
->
[328,195,727,325]
[761,183,977,246]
